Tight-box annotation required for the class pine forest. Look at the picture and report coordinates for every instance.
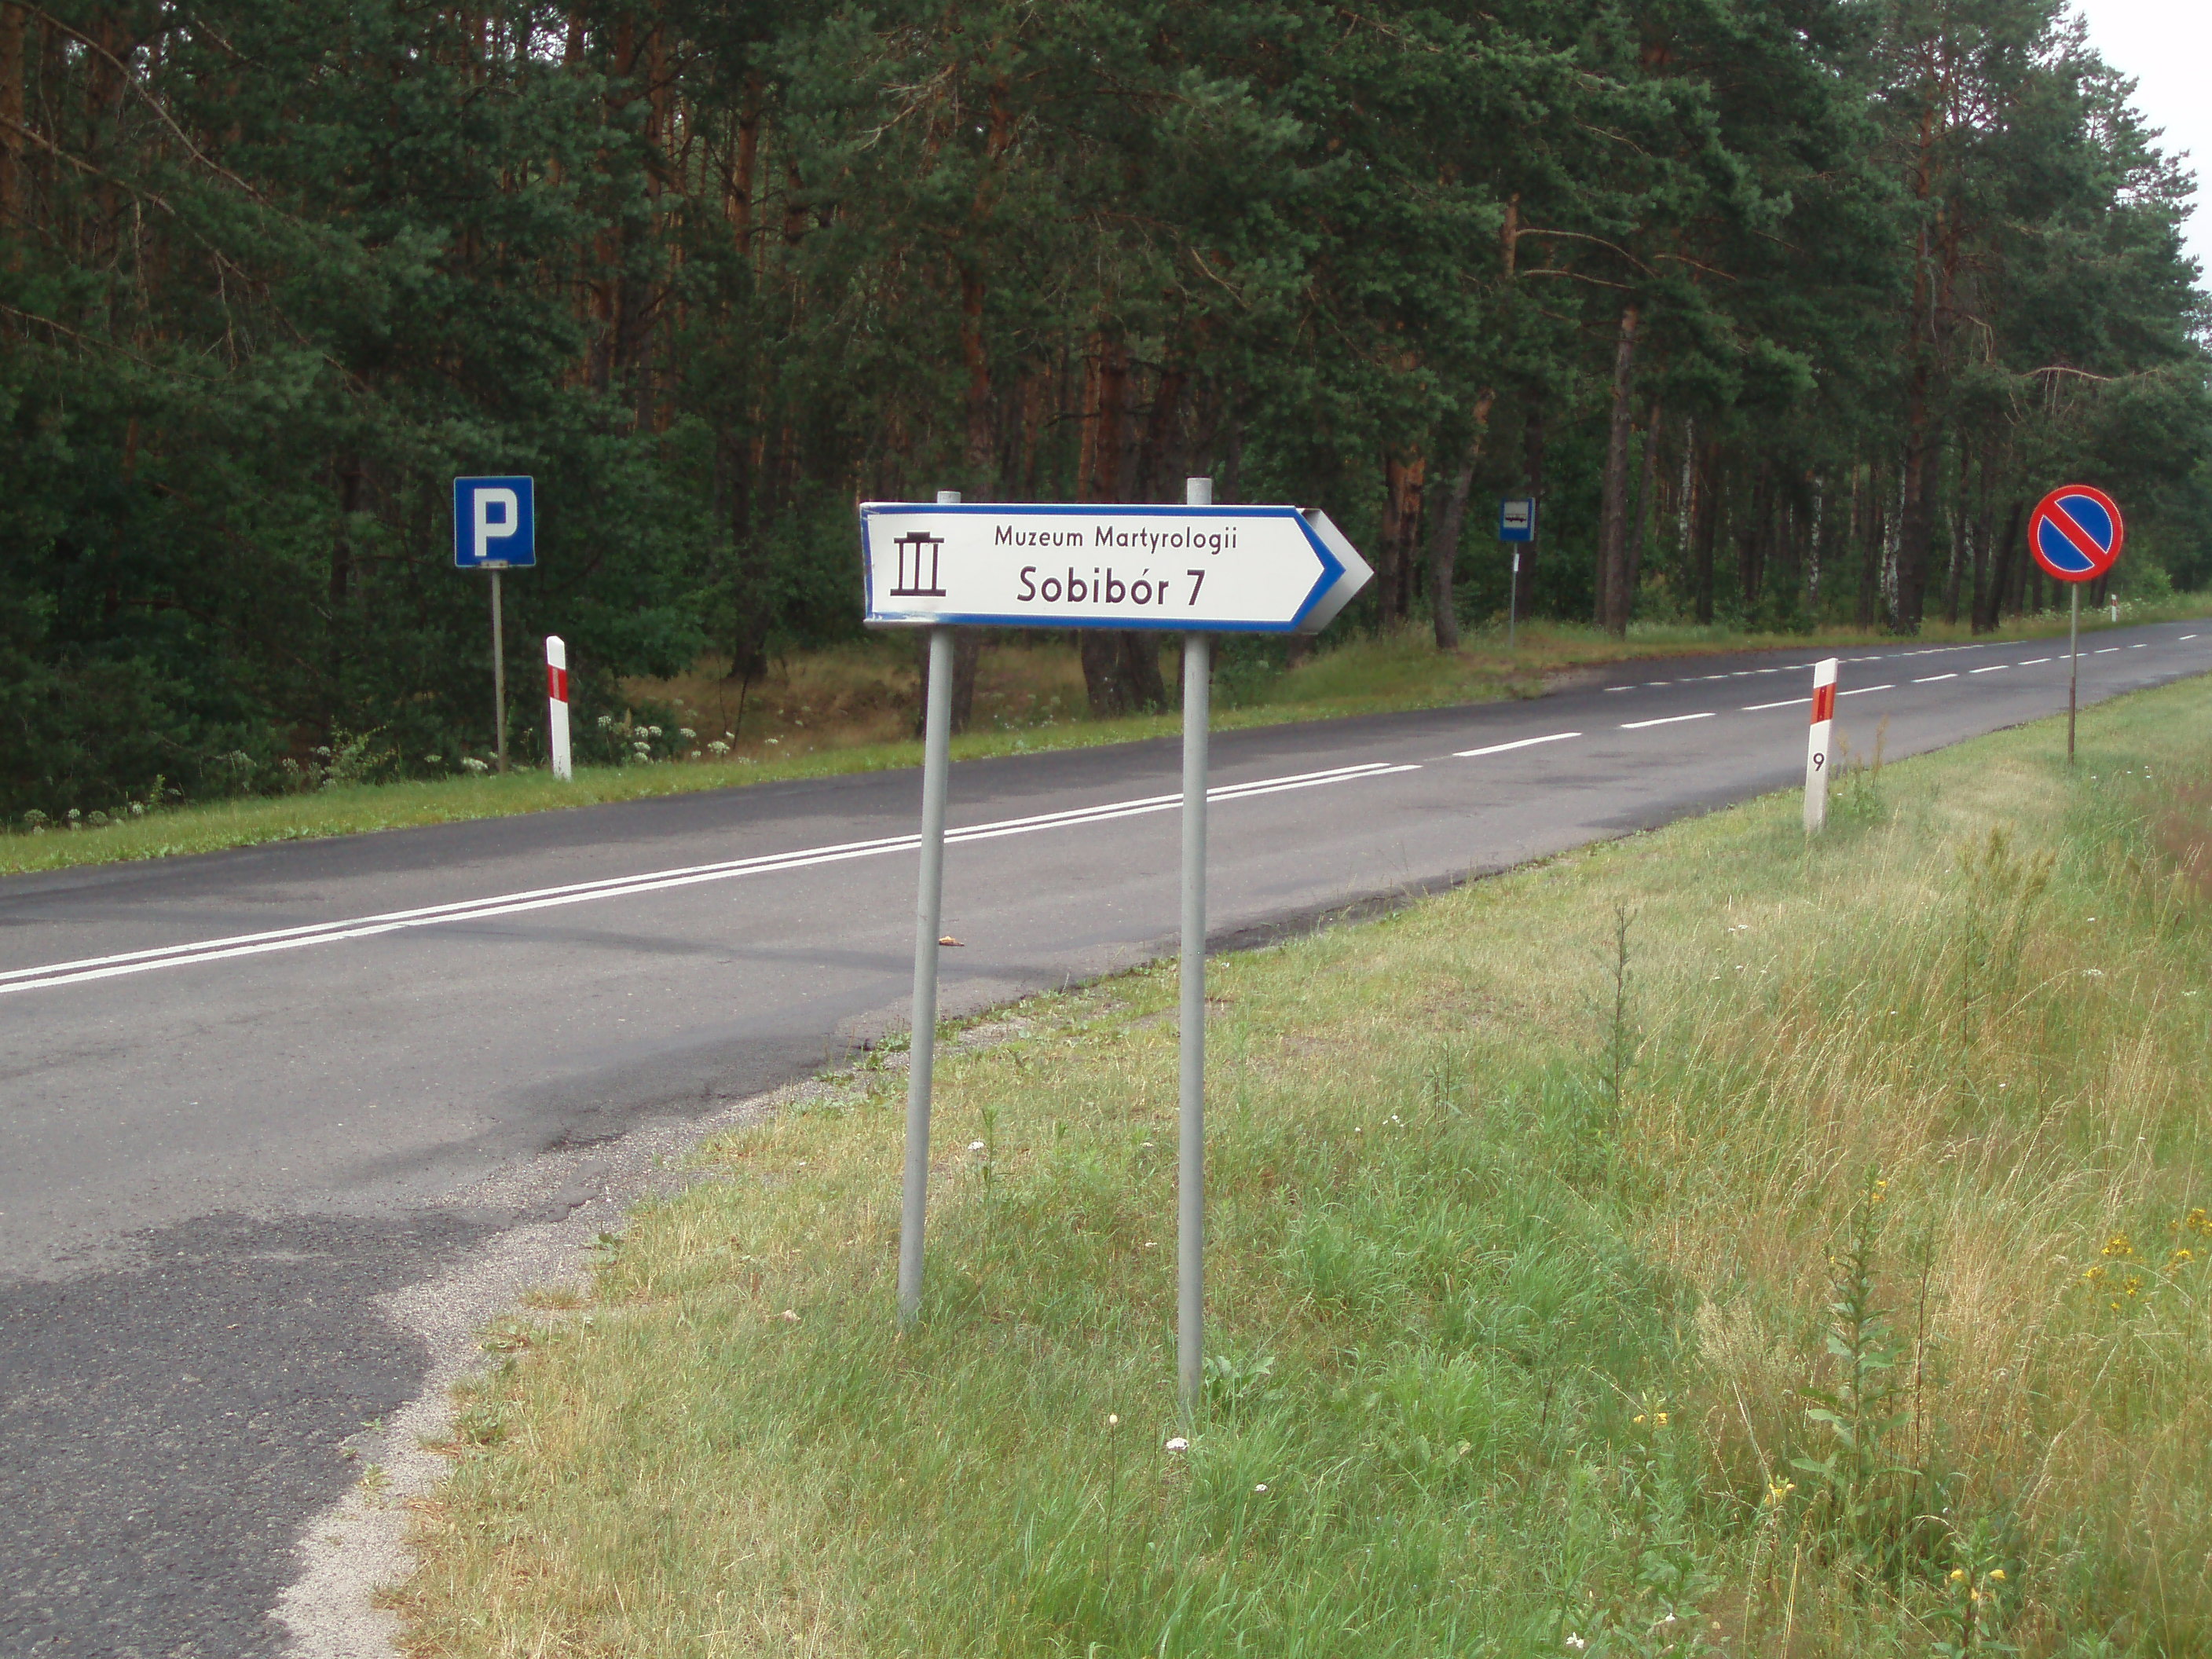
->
[1,0,2206,817]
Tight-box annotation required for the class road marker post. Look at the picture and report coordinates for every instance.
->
[453,476,537,775]
[1804,657,1838,833]
[1177,476,1212,1411]
[2026,483,2125,766]
[860,482,1372,1382]
[546,635,572,782]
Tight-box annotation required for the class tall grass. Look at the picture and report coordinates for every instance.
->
[396,675,2212,1657]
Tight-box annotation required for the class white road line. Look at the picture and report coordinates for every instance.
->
[1914,673,1958,683]
[1839,684,1895,696]
[2183,634,2199,641]
[1742,697,1810,712]
[1605,685,1633,693]
[1969,665,2007,674]
[2131,643,2148,648]
[1621,712,1716,730]
[2094,647,2119,654]
[1455,731,1583,758]
[0,761,1418,997]
[2019,657,2052,665]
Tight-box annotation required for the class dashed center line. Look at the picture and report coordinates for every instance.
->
[1455,731,1583,758]
[1969,665,2007,674]
[1621,712,1716,730]
[2094,647,2119,654]
[1839,684,1895,696]
[2019,657,2051,665]
[1914,673,1957,683]
[1742,697,1810,712]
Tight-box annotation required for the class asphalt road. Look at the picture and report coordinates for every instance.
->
[3,617,2207,1654]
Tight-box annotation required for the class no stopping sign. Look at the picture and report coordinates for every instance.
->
[2027,485,2124,584]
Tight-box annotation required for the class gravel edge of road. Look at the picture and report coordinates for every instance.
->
[269,1084,792,1655]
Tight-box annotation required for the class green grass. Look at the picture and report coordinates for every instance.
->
[396,670,2212,1657]
[12,600,2206,880]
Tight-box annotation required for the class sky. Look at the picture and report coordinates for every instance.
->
[2069,0,2212,280]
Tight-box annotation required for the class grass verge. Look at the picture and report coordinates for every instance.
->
[396,671,2212,1656]
[8,602,2204,879]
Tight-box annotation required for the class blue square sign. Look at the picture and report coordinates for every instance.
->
[453,476,536,569]
[1499,497,1536,544]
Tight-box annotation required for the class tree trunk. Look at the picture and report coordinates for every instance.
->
[1975,499,2022,631]
[1075,338,1163,716]
[0,4,23,230]
[1689,438,1719,625]
[960,266,992,482]
[1515,391,1545,621]
[1895,402,1938,631]
[1426,393,1493,650]
[1855,463,1884,628]
[1381,452,1426,625]
[1594,305,1641,636]
[1738,464,1771,611]
[1623,398,1661,622]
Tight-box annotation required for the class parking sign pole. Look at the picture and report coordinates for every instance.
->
[1178,475,1212,1412]
[2067,584,2080,764]
[896,489,961,1328]
[490,569,508,774]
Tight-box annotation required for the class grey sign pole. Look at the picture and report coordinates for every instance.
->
[896,489,961,1327]
[489,569,508,774]
[2067,584,2081,764]
[1507,551,1520,651]
[1177,475,1212,1410]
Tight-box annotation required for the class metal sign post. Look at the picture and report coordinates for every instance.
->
[2025,483,2125,767]
[866,485,1371,1382]
[453,476,537,777]
[489,573,507,772]
[1177,476,1212,1409]
[897,490,961,1328]
[1499,498,1535,651]
[2067,587,2081,764]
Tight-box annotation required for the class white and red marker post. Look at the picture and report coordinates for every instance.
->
[545,635,573,781]
[1804,657,1838,833]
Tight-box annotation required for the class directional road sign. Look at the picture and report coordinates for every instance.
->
[858,503,1371,634]
[1499,497,1536,543]
[453,476,537,569]
[2028,484,2123,584]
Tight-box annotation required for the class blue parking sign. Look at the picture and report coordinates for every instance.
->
[453,476,536,569]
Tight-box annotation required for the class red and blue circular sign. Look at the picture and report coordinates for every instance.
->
[2027,484,2124,584]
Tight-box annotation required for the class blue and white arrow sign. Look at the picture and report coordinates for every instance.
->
[859,504,1372,634]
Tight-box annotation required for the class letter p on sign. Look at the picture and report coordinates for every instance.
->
[453,476,537,569]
